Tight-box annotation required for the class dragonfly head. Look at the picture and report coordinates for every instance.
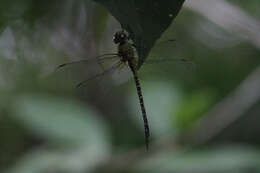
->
[113,30,129,44]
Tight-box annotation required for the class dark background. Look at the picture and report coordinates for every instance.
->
[0,0,260,172]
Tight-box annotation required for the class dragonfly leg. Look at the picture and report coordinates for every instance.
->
[116,61,127,74]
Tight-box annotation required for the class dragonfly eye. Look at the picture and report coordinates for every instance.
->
[113,30,128,44]
[113,35,119,44]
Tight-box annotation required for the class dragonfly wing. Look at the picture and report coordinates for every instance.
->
[76,61,122,88]
[56,53,118,71]
[144,57,196,69]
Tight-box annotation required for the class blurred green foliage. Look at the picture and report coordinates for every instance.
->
[0,0,260,173]
[175,89,216,131]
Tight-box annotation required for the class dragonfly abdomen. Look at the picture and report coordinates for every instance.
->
[128,61,150,150]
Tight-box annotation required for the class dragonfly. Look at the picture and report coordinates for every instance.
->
[57,30,192,150]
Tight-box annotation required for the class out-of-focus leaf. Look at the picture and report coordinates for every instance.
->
[6,150,64,173]
[0,0,59,29]
[0,0,30,20]
[8,94,111,172]
[6,147,107,173]
[93,5,110,41]
[137,146,260,173]
[12,94,110,146]
[93,0,185,68]
[175,89,216,130]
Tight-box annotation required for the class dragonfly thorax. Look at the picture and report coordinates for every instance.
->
[118,42,135,63]
[114,30,137,69]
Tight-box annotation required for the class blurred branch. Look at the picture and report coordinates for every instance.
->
[185,0,260,50]
[189,66,260,144]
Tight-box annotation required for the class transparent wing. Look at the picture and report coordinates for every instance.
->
[137,38,195,69]
[55,53,126,89]
[144,57,196,69]
[76,61,122,88]
[56,53,118,70]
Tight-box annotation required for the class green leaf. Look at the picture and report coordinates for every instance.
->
[138,146,260,173]
[93,0,185,68]
[8,94,112,172]
[93,5,110,41]
[175,89,216,130]
[0,0,60,28]
[12,94,110,147]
